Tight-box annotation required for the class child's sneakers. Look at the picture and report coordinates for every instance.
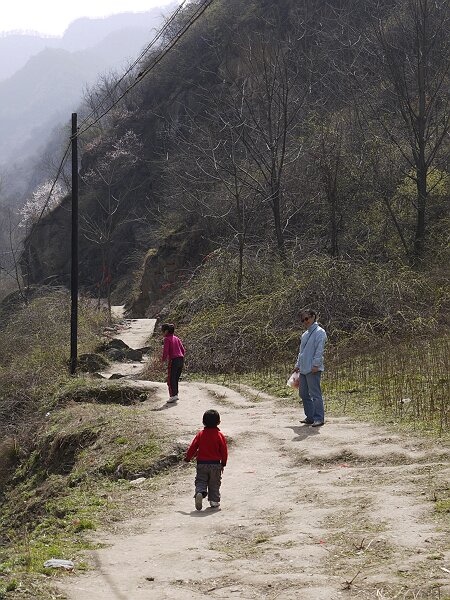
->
[195,492,203,511]
[209,501,220,508]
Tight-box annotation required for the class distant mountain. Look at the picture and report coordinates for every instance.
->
[0,34,55,81]
[60,11,173,52]
[0,7,174,168]
[0,8,175,81]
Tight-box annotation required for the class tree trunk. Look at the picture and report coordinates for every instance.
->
[271,185,285,259]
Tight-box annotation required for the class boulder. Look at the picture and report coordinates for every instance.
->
[106,348,127,361]
[106,338,130,351]
[125,349,143,361]
[77,353,109,372]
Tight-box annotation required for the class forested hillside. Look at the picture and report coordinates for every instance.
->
[21,0,448,350]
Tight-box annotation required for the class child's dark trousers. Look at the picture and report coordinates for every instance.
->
[195,462,222,503]
[167,357,184,397]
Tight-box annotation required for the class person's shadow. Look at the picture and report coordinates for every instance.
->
[176,509,221,518]
[151,401,178,411]
[286,425,321,441]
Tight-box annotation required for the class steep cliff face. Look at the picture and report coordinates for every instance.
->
[21,193,145,294]
[21,198,72,286]
[128,227,212,317]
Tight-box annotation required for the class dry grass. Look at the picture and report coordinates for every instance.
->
[0,291,107,444]
[326,337,449,435]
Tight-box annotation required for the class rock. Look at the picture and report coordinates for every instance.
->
[125,349,143,361]
[109,373,126,380]
[106,348,127,361]
[138,346,151,353]
[129,477,146,486]
[77,353,109,372]
[105,347,142,362]
[106,339,130,351]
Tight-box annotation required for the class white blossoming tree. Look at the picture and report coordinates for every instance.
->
[19,181,65,229]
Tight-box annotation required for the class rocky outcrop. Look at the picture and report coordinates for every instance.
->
[128,226,211,317]
[21,194,143,292]
[21,198,72,287]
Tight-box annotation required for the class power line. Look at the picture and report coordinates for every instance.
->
[77,0,190,131]
[77,0,215,137]
[24,0,215,237]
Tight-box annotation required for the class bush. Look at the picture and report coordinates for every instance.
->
[168,251,448,372]
[0,291,107,447]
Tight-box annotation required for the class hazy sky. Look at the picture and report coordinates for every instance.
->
[1,0,177,36]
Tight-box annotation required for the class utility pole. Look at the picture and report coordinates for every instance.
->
[70,113,79,375]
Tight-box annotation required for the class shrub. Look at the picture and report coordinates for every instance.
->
[168,251,448,372]
[0,290,107,450]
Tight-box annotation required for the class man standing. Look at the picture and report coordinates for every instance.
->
[294,309,327,427]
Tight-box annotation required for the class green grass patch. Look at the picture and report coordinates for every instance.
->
[435,499,450,514]
[0,384,173,598]
[102,440,161,476]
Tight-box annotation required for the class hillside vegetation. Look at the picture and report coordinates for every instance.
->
[11,0,450,408]
[20,0,448,296]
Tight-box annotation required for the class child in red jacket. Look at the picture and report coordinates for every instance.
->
[184,409,228,511]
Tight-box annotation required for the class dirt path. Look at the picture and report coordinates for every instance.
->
[59,321,450,600]
[99,308,156,379]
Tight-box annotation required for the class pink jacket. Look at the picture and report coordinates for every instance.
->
[162,334,185,362]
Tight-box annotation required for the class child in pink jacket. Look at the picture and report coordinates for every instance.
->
[161,323,185,403]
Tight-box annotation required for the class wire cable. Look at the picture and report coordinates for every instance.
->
[77,0,215,137]
[77,0,189,131]
[25,0,215,237]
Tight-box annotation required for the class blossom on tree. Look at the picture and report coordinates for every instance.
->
[19,181,65,228]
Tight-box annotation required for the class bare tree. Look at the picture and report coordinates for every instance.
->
[306,109,369,258]
[225,33,310,259]
[0,209,28,303]
[80,131,144,314]
[168,112,265,293]
[357,0,449,263]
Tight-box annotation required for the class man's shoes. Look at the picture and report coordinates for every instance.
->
[311,421,324,427]
[209,501,220,508]
[167,395,178,403]
[300,418,314,425]
[195,492,203,511]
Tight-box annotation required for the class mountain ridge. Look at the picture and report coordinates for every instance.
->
[0,6,176,81]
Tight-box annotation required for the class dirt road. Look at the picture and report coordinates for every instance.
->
[59,318,449,600]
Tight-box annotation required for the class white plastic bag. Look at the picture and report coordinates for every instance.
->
[44,559,75,570]
[286,371,299,388]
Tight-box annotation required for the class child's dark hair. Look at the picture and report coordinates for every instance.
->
[161,323,175,334]
[203,409,220,428]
